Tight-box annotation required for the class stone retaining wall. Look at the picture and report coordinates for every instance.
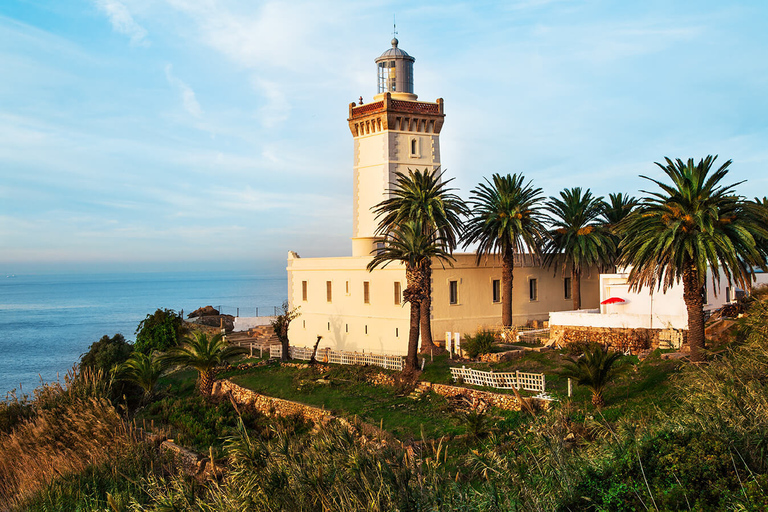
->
[416,381,522,411]
[550,325,670,352]
[213,379,334,425]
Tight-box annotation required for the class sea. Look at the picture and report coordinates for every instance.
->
[0,271,287,397]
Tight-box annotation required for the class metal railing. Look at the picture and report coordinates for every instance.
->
[450,366,546,392]
[215,306,281,317]
[270,345,404,371]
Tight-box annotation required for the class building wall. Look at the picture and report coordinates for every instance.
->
[287,252,410,354]
[352,123,440,246]
[430,253,600,335]
[287,251,600,354]
[550,268,732,332]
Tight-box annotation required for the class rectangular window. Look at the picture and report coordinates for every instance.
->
[395,327,399,337]
[326,281,332,303]
[564,277,572,300]
[529,278,538,301]
[365,325,368,335]
[449,280,458,305]
[363,281,370,304]
[492,279,501,303]
[345,280,350,295]
[302,281,308,301]
[394,282,402,305]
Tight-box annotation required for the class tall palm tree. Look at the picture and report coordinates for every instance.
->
[601,192,638,269]
[162,332,248,396]
[618,156,768,361]
[560,344,625,408]
[117,352,164,401]
[543,187,614,310]
[373,168,467,353]
[367,219,454,371]
[462,173,548,327]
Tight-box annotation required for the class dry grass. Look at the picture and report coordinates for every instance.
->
[0,369,133,509]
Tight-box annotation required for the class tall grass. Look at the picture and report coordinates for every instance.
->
[0,368,132,508]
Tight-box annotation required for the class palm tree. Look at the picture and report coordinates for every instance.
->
[462,173,548,327]
[560,344,625,408]
[601,192,638,269]
[373,168,467,353]
[618,156,768,361]
[543,187,615,310]
[368,219,454,371]
[162,331,248,396]
[117,352,164,401]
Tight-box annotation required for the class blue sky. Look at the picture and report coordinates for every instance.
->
[1,0,767,275]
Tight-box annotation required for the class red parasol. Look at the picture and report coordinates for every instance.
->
[601,297,626,305]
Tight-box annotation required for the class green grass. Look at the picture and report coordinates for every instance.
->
[228,364,465,441]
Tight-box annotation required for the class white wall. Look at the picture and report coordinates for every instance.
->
[233,316,276,332]
[551,268,734,331]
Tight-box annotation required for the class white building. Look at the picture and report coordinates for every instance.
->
[286,39,599,354]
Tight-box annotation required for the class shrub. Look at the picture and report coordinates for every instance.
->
[79,333,133,373]
[135,309,183,354]
[463,330,495,358]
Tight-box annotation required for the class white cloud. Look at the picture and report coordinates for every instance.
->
[165,64,202,117]
[94,0,150,47]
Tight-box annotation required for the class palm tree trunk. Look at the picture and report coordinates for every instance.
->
[406,300,421,371]
[572,264,581,310]
[199,369,216,396]
[591,390,605,408]
[502,246,514,327]
[683,264,705,362]
[419,262,439,353]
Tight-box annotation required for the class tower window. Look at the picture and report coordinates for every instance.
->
[363,281,370,304]
[326,281,332,303]
[345,324,348,333]
[449,280,458,305]
[410,138,418,157]
[394,282,402,305]
[564,277,572,300]
[302,281,308,301]
[396,327,399,337]
[492,279,501,303]
[529,279,538,301]
[345,280,350,295]
[365,325,368,335]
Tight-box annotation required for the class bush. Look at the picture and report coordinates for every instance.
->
[463,330,495,358]
[79,333,133,373]
[134,309,183,354]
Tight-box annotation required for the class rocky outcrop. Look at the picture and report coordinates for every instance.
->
[188,305,220,318]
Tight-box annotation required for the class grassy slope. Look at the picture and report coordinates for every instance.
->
[227,364,465,441]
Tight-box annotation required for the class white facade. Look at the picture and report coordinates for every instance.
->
[550,268,734,331]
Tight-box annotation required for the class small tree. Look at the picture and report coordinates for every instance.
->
[271,301,301,362]
[162,332,248,396]
[135,308,183,354]
[117,352,164,401]
[560,344,625,408]
[79,333,133,373]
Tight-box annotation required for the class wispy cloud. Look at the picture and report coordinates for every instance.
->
[94,0,149,47]
[252,78,290,128]
[164,64,202,117]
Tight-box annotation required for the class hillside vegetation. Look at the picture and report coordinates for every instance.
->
[1,298,767,511]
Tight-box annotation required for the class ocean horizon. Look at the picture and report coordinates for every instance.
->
[0,270,287,397]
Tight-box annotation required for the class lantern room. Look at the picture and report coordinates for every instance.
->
[374,38,417,101]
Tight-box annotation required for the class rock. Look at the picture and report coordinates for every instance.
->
[188,305,220,318]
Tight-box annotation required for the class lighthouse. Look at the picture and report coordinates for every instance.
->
[347,38,445,257]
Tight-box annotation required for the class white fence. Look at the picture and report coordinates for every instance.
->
[270,345,404,371]
[450,366,546,392]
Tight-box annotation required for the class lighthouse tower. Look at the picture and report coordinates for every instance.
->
[347,38,445,257]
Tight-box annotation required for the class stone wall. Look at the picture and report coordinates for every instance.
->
[550,325,668,352]
[213,379,334,425]
[416,381,522,411]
